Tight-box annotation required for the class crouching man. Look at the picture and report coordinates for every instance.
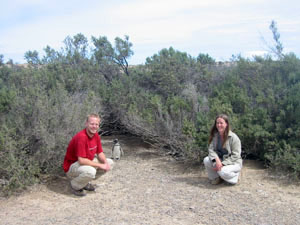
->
[63,113,114,196]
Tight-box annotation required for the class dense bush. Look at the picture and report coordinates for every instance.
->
[0,62,104,195]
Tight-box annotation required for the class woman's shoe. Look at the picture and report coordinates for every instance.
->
[211,177,222,185]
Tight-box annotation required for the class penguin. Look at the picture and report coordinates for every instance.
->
[111,139,124,160]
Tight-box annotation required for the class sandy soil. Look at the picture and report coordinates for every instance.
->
[0,135,299,225]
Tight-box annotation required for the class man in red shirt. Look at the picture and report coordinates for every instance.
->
[63,114,113,196]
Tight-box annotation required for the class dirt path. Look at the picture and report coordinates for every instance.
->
[0,135,299,225]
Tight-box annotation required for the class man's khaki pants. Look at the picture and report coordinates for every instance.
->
[66,157,114,190]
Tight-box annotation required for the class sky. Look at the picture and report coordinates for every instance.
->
[1,0,299,65]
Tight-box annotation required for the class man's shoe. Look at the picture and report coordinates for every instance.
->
[83,183,95,191]
[71,187,86,196]
[211,177,222,185]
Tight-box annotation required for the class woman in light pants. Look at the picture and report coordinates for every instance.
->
[67,157,114,191]
[203,156,241,184]
[203,114,243,185]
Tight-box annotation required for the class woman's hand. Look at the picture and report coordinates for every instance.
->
[213,157,223,171]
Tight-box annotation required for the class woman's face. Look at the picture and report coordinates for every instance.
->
[216,117,227,135]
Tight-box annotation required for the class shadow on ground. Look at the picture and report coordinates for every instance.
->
[45,175,72,197]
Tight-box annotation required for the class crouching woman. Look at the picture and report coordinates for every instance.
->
[203,114,242,185]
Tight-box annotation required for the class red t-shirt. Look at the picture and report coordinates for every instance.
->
[63,129,103,172]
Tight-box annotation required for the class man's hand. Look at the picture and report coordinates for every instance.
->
[97,152,111,172]
[98,161,110,172]
[78,156,110,172]
[103,162,111,172]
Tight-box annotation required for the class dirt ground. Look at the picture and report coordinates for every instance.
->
[0,135,299,225]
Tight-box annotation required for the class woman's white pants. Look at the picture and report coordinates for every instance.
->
[203,156,241,184]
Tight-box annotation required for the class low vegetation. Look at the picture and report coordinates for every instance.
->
[0,21,299,195]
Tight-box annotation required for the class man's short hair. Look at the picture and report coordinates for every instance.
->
[86,113,100,122]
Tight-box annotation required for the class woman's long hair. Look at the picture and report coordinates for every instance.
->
[208,114,230,147]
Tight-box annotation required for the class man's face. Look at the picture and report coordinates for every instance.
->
[86,116,100,137]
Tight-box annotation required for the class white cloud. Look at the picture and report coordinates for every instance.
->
[244,50,269,58]
[1,0,300,63]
